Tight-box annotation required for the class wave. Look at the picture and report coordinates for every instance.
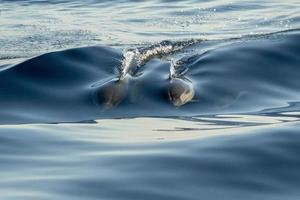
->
[0,29,300,124]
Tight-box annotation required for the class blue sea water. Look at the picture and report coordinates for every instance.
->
[0,0,300,199]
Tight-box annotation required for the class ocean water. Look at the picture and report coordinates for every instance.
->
[1,0,300,199]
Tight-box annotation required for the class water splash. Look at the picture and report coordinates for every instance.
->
[119,39,200,79]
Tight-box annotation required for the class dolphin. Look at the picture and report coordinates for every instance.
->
[96,78,128,109]
[167,60,195,107]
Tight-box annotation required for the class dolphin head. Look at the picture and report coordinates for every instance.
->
[168,78,195,107]
[96,79,128,109]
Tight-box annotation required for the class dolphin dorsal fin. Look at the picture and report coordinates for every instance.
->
[169,59,177,79]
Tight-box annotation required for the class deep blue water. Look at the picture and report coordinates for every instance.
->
[0,0,300,199]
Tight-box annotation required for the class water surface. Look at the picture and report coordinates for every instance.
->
[0,0,300,199]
